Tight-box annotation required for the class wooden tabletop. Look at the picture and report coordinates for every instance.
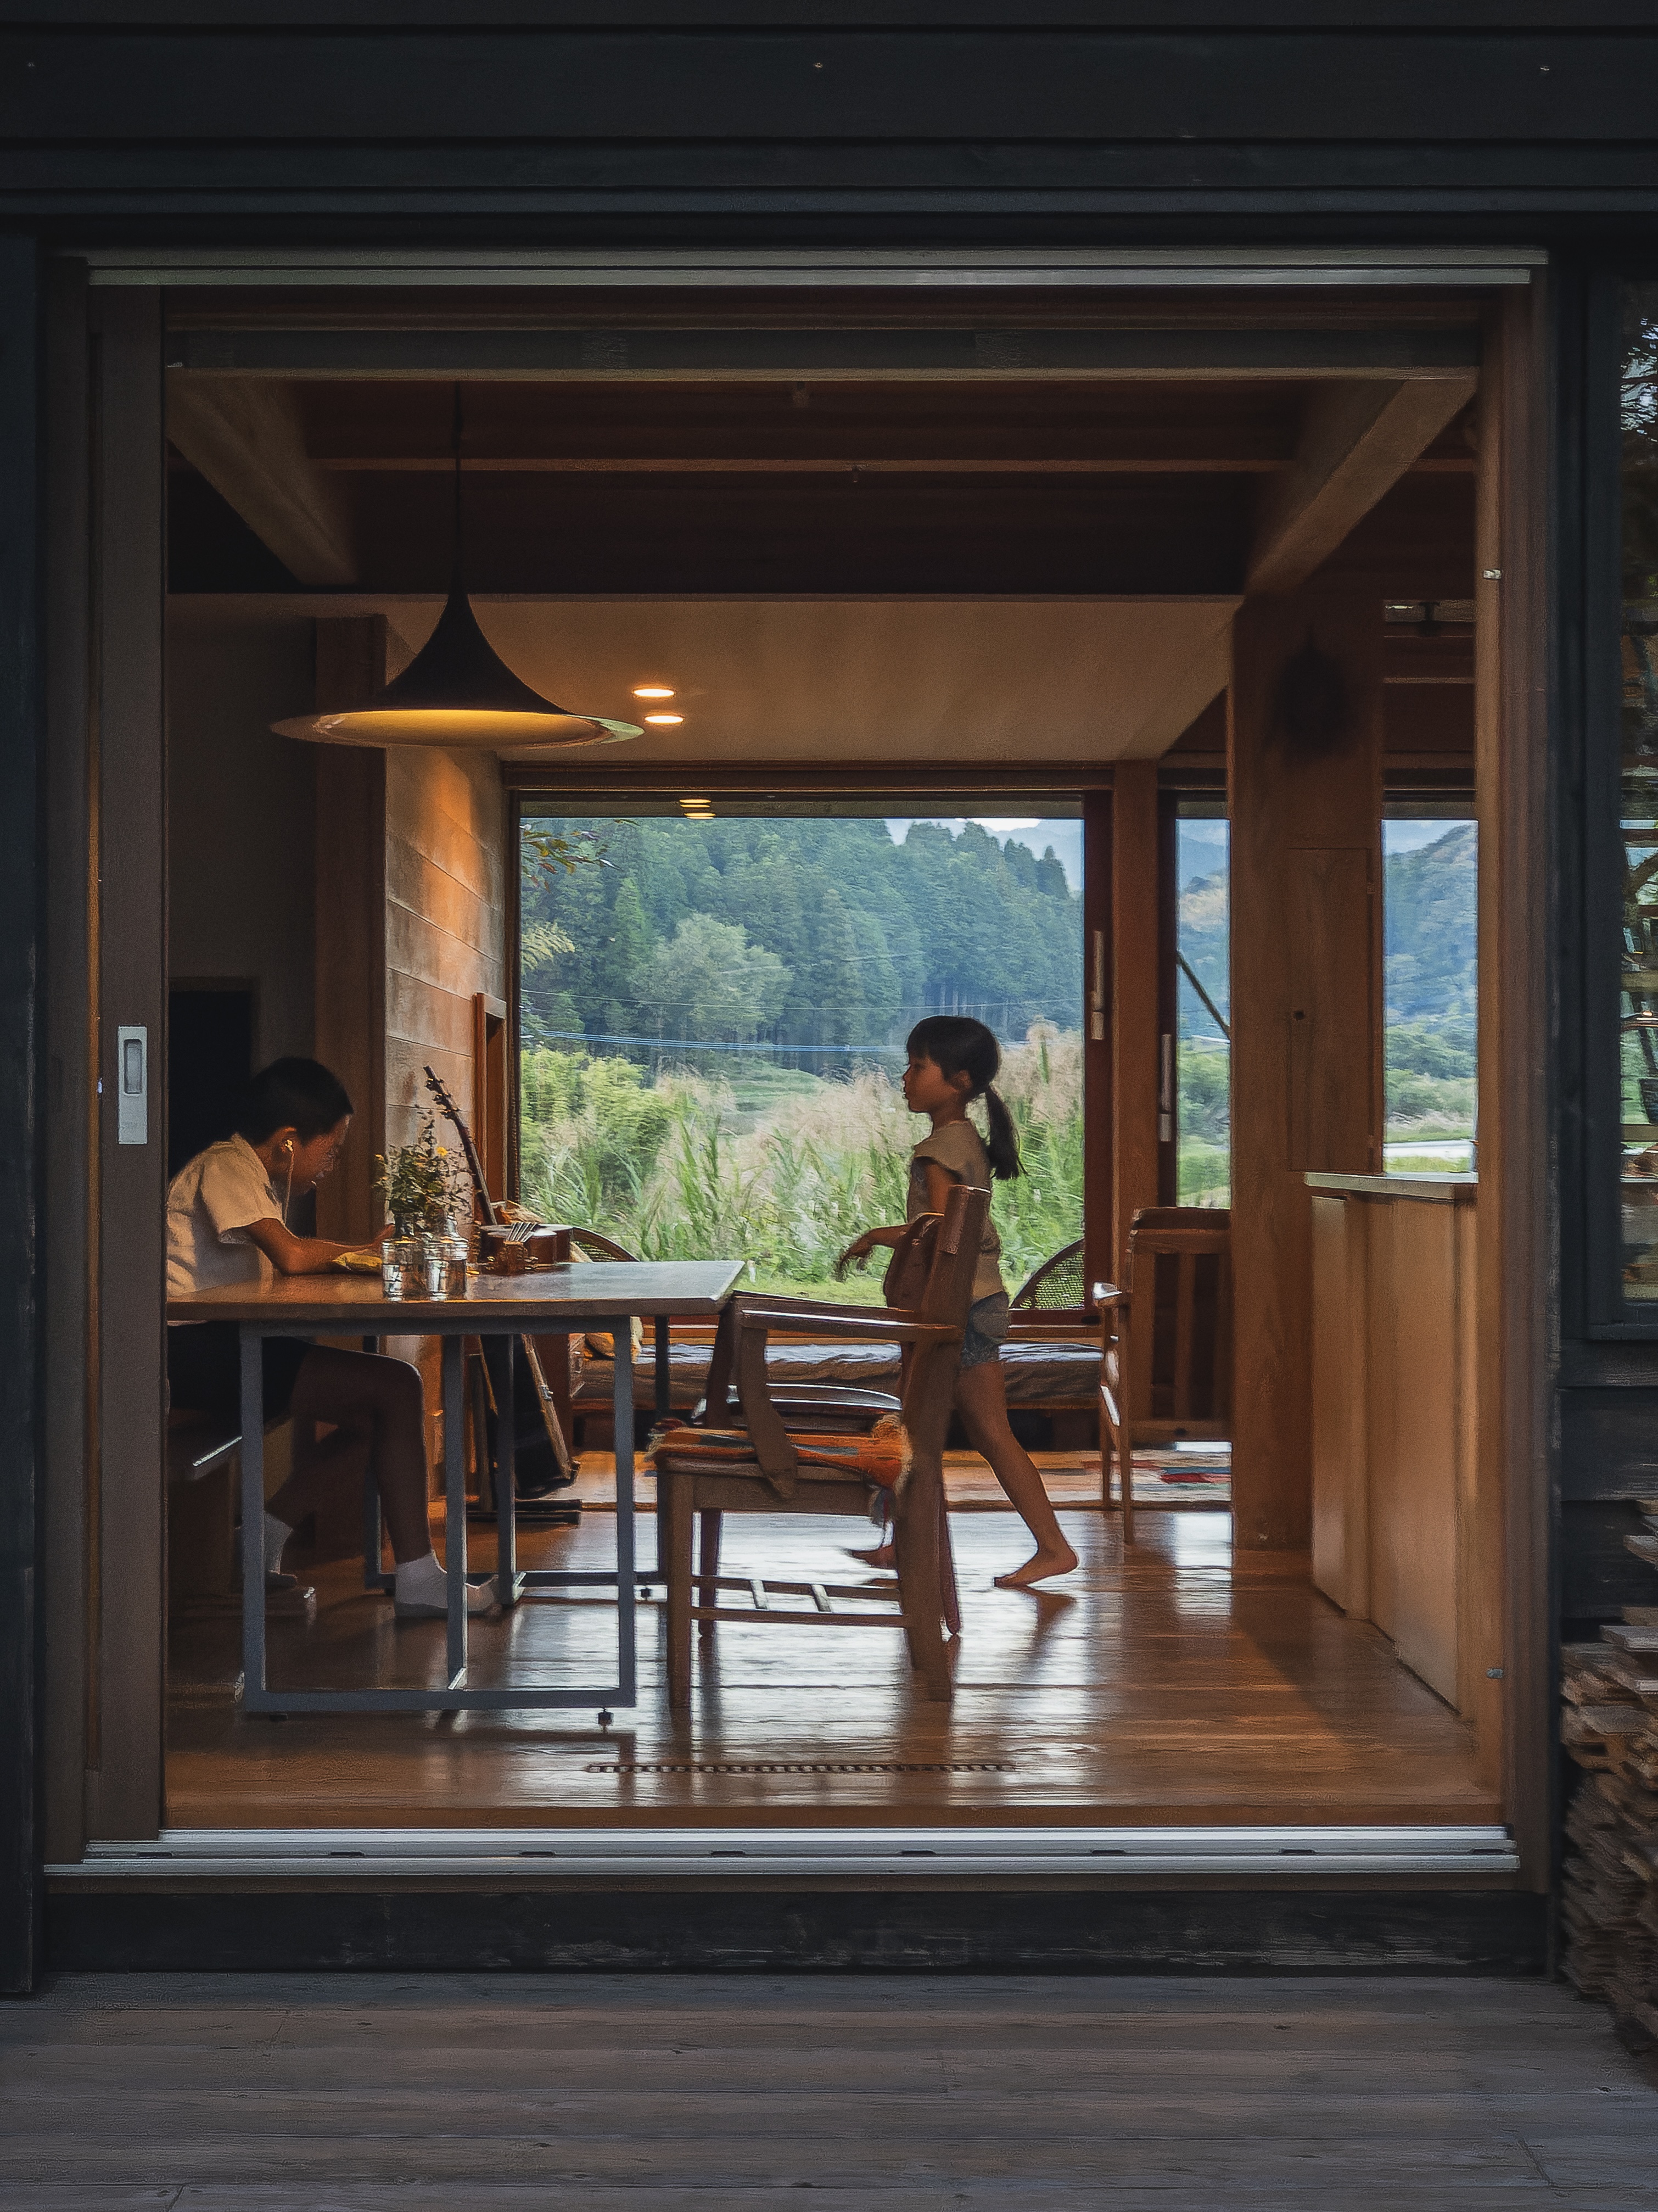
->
[165,1260,746,1328]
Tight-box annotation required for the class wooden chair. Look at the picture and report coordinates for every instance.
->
[654,1183,989,1713]
[1093,1206,1232,1544]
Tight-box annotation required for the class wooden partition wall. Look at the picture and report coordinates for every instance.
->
[1228,583,1384,1554]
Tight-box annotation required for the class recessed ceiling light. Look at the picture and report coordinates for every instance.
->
[645,713,685,726]
[633,685,676,700]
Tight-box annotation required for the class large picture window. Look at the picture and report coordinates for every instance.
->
[518,805,1085,1299]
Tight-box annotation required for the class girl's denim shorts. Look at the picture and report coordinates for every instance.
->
[960,1292,1011,1370]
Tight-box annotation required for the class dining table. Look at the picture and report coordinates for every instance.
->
[165,1261,745,1716]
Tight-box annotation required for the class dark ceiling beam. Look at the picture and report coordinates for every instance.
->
[169,326,1481,381]
[166,374,357,588]
[1246,375,1478,597]
[315,455,1291,475]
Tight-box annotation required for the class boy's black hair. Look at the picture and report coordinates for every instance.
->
[234,1057,354,1144]
[905,1015,1022,1180]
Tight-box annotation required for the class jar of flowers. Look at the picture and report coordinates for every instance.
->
[374,1116,472,1297]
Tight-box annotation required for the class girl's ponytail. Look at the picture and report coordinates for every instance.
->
[981,1083,1022,1182]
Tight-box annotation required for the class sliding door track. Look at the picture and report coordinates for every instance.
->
[54,1825,1519,1883]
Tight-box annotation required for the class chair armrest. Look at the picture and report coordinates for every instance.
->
[738,1308,963,1348]
[730,1291,893,1328]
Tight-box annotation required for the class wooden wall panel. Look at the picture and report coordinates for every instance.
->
[383,746,507,1157]
[86,291,167,1842]
[1310,1192,1369,1619]
[41,260,92,1875]
[1228,582,1382,1553]
[313,619,387,1247]
[1369,1199,1463,1707]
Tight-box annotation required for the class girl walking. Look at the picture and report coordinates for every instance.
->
[837,1016,1078,1588]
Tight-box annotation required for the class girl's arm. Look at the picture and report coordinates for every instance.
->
[834,1164,959,1275]
[243,1217,383,1277]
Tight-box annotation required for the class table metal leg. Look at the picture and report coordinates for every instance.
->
[239,1326,266,1705]
[636,1313,671,1584]
[615,1320,636,1705]
[361,1332,393,1593]
[497,1334,520,1604]
[442,1332,467,1689]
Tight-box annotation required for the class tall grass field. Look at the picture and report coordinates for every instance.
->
[522,1025,1089,1299]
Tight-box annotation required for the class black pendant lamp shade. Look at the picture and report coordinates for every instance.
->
[273,386,642,751]
[273,586,643,750]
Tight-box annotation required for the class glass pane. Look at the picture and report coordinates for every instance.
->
[1382,818,1477,1175]
[1621,286,1658,1300]
[1176,817,1230,1206]
[518,811,1084,1300]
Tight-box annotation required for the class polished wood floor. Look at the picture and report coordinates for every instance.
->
[166,1459,1496,1830]
[5,1971,1654,2209]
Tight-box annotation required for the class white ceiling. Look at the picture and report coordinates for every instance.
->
[173,592,1238,766]
[397,595,1240,766]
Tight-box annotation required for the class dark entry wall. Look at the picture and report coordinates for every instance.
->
[7,2,1658,1991]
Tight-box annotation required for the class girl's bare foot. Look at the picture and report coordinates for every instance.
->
[994,1540,1078,1589]
[847,1542,896,1569]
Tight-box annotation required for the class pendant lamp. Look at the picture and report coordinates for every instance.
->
[273,391,642,751]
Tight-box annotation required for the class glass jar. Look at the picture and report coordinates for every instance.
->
[421,1235,449,1299]
[442,1234,470,1299]
[383,1236,421,1300]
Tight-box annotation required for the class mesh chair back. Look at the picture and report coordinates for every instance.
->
[1011,1239,1086,1311]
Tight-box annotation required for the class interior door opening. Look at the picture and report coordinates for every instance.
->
[54,270,1521,1856]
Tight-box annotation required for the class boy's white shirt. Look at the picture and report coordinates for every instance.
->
[166,1133,284,1309]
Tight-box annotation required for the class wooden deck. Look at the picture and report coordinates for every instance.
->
[166,1490,1498,1831]
[3,1971,1654,2209]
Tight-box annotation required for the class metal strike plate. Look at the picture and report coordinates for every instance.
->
[116,1025,148,1146]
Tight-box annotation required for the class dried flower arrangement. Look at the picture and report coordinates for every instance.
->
[375,1115,472,1238]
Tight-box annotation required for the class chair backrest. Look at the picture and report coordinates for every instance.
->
[569,1227,639,1264]
[1010,1238,1085,1312]
[898,1185,989,1451]
[1122,1206,1232,1429]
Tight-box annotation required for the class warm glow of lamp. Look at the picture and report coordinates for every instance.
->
[272,588,643,750]
[644,713,685,726]
[271,387,643,751]
[633,685,676,700]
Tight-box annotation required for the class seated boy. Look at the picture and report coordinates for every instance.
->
[166,1055,493,1617]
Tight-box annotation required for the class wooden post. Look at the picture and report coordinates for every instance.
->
[1228,583,1383,1553]
[312,618,387,1245]
[1157,787,1180,1205]
[1112,762,1162,1274]
[1082,791,1113,1296]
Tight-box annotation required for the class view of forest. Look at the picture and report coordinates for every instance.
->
[517,812,1477,1292]
[1173,818,1478,1194]
[519,815,1084,1296]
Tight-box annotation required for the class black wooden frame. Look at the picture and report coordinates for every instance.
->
[1578,262,1658,1337]
[7,1,1645,1982]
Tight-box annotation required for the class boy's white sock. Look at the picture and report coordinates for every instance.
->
[395,1549,495,1613]
[263,1512,292,1577]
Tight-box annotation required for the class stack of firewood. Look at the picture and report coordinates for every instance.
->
[1560,1568,1658,2040]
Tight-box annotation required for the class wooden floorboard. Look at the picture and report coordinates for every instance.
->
[165,1504,1496,1830]
[2,1973,1654,2208]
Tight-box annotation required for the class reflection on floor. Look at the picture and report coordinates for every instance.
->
[166,1462,1495,1831]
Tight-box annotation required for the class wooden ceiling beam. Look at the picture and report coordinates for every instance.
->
[1245,375,1478,599]
[315,454,1289,476]
[166,373,357,588]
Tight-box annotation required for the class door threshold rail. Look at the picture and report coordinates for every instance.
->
[53,1824,1520,1882]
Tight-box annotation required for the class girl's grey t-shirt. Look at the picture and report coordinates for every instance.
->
[906,1118,1005,1303]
